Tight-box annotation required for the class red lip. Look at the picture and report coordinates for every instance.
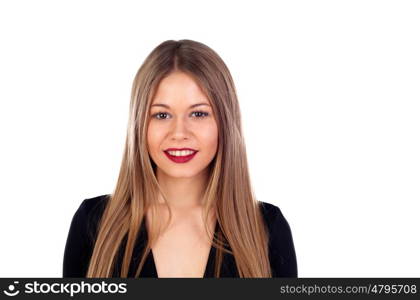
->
[164,149,198,163]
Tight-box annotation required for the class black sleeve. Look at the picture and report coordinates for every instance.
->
[63,200,92,277]
[268,206,298,277]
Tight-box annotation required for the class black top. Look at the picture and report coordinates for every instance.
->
[63,194,297,278]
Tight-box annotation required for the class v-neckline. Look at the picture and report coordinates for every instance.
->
[145,220,219,278]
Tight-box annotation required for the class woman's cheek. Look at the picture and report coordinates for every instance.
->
[147,124,160,155]
[203,123,218,146]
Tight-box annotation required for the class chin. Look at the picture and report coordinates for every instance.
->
[156,165,199,178]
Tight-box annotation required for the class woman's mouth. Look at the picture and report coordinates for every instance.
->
[164,149,198,163]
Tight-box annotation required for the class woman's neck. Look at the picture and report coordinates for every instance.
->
[155,168,209,210]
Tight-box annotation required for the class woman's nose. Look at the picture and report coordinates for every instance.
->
[170,116,190,139]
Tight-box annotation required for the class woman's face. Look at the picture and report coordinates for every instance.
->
[147,71,218,179]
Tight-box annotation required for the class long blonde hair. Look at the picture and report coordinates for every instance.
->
[86,39,272,277]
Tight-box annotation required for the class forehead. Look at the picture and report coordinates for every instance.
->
[151,71,210,106]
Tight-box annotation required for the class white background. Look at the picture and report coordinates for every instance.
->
[0,0,419,277]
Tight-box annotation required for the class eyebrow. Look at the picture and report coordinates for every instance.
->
[151,103,210,109]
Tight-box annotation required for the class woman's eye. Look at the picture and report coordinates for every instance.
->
[154,112,169,120]
[192,111,209,118]
[152,111,209,120]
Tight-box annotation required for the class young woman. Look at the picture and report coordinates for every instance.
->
[63,39,297,278]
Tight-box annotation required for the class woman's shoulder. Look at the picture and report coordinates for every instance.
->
[79,194,110,215]
[257,200,293,242]
[63,194,111,277]
[258,200,288,228]
[257,200,298,277]
[70,194,111,245]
